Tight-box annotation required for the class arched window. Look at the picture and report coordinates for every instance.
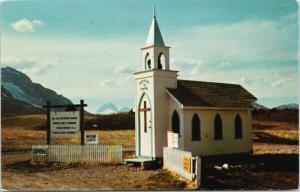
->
[158,53,165,69]
[172,110,180,136]
[214,113,223,140]
[235,114,243,139]
[192,114,201,141]
[145,53,151,70]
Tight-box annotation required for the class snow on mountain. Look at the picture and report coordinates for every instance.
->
[1,86,45,116]
[2,82,42,108]
[96,103,131,114]
[1,67,72,107]
[96,103,118,114]
[275,103,298,110]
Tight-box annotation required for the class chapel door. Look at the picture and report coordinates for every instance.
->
[139,95,152,157]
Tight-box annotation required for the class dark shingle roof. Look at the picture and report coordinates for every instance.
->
[166,80,256,108]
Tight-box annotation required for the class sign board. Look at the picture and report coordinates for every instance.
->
[167,131,173,148]
[183,156,191,173]
[32,145,48,156]
[139,79,150,90]
[84,131,99,144]
[167,131,179,148]
[172,133,179,148]
[50,111,80,136]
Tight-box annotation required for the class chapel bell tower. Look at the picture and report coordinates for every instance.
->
[133,5,177,160]
[141,6,170,71]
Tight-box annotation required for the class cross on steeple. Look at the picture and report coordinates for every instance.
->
[139,101,151,133]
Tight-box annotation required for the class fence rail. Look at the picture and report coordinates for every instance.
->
[32,144,122,164]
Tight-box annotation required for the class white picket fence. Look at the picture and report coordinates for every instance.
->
[32,144,122,164]
[163,147,201,187]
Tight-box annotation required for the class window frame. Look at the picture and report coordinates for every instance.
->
[234,114,243,139]
[191,113,201,141]
[214,113,223,140]
[171,110,180,137]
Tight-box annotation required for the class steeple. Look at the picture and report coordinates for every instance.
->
[141,5,170,71]
[145,5,165,47]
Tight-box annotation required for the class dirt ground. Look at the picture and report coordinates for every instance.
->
[1,115,299,190]
[1,115,189,190]
[199,119,299,190]
[2,152,189,190]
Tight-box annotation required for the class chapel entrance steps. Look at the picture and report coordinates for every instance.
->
[124,156,162,169]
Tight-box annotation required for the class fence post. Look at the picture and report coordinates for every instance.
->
[80,100,84,145]
[195,156,201,188]
[46,101,51,145]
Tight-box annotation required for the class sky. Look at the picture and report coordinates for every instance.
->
[1,0,299,113]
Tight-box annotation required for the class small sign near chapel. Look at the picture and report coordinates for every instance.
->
[32,145,48,156]
[183,156,191,173]
[167,131,179,148]
[84,131,99,144]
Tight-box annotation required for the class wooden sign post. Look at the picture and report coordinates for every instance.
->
[80,100,84,145]
[43,100,87,145]
[46,101,51,145]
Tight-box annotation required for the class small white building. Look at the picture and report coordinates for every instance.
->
[133,10,256,160]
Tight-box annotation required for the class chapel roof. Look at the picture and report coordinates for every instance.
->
[145,6,165,47]
[166,80,256,108]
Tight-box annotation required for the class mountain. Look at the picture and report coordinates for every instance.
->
[96,103,118,114]
[275,103,298,110]
[96,103,131,114]
[1,67,73,116]
[1,86,45,116]
[2,67,72,107]
[252,102,269,110]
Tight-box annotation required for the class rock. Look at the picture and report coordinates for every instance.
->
[250,163,256,169]
[214,165,222,171]
[222,164,229,170]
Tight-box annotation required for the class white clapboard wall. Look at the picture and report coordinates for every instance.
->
[32,144,122,164]
[163,147,194,180]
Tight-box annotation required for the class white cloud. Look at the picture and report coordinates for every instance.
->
[10,19,43,32]
[113,65,137,74]
[271,79,287,88]
[170,12,297,63]
[171,57,203,76]
[2,13,297,112]
[2,57,37,69]
[1,34,140,112]
[2,56,58,75]
[240,76,246,84]
[167,12,298,99]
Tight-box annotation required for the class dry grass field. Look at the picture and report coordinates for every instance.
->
[2,115,135,151]
[1,114,299,190]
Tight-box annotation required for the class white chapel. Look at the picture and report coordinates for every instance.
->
[133,9,256,160]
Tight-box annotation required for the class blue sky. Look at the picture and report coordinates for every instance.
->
[1,0,298,112]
